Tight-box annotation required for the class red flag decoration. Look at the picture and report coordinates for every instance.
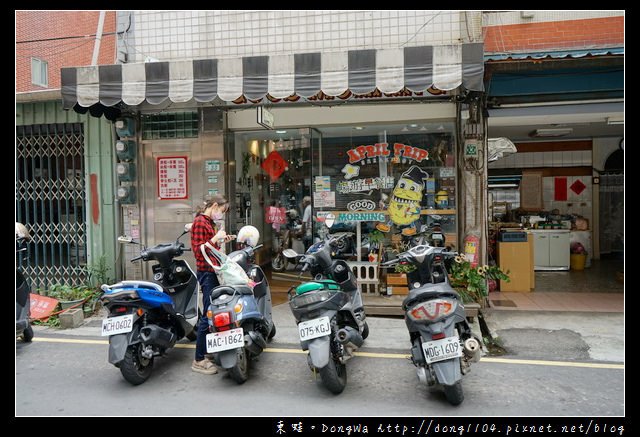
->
[29,293,59,321]
[570,179,586,196]
[261,150,288,181]
[554,177,567,201]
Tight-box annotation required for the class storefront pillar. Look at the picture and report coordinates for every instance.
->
[457,93,489,269]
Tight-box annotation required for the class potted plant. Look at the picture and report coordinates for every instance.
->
[366,230,385,262]
[383,263,416,295]
[448,256,510,307]
[41,284,93,310]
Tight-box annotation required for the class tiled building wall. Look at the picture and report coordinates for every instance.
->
[483,11,624,53]
[118,10,482,63]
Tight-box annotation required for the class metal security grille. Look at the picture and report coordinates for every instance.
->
[16,123,87,291]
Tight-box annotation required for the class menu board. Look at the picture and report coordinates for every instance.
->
[157,157,188,199]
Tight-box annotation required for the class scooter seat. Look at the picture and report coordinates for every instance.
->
[210,285,253,300]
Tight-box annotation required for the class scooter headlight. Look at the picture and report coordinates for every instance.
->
[407,298,457,322]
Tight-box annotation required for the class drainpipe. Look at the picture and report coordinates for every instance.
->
[91,11,106,66]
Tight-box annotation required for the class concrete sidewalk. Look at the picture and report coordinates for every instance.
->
[481,309,624,363]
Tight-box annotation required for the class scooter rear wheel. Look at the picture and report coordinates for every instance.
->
[229,347,249,384]
[21,325,34,342]
[120,344,154,385]
[318,341,347,394]
[443,381,464,405]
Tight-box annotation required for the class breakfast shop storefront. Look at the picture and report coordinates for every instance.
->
[225,101,466,311]
[61,44,486,312]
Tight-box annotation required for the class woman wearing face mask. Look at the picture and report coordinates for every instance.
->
[190,194,236,374]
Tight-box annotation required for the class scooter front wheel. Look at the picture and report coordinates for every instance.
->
[272,254,285,272]
[120,344,154,385]
[229,347,249,384]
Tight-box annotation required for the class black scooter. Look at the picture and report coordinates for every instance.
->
[285,234,368,394]
[100,225,199,385]
[16,222,34,342]
[203,226,276,384]
[381,244,481,405]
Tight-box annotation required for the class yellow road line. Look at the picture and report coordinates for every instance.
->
[31,337,623,369]
[33,337,108,345]
[481,357,624,370]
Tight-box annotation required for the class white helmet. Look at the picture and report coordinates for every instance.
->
[16,222,31,241]
[237,225,260,247]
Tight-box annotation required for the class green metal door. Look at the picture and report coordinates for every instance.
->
[16,122,87,290]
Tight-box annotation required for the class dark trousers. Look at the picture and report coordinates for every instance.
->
[195,270,220,361]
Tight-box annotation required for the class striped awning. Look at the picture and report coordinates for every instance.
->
[62,43,483,111]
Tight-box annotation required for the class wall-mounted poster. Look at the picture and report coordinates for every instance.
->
[158,157,188,199]
[520,170,543,211]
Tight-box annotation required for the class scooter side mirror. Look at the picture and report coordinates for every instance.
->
[282,248,299,259]
[117,235,134,244]
[184,223,193,233]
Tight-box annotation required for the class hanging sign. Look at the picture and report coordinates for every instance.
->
[257,107,274,129]
[158,157,188,199]
[265,206,287,224]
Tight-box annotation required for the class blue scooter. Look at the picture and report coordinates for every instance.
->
[100,225,199,385]
[203,226,276,384]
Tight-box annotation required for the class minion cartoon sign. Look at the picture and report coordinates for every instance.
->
[377,165,429,233]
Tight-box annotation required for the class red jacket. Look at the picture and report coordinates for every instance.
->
[190,214,220,271]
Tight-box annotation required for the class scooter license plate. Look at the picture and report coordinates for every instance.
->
[422,336,463,364]
[206,328,244,353]
[101,314,133,336]
[298,316,331,342]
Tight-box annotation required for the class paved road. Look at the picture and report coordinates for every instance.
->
[16,303,624,418]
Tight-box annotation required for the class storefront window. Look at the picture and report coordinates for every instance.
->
[229,129,312,271]
[311,122,458,264]
[228,121,458,281]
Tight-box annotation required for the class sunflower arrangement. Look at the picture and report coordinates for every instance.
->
[448,255,510,305]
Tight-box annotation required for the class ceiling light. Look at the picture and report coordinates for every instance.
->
[606,117,624,125]
[529,128,573,138]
